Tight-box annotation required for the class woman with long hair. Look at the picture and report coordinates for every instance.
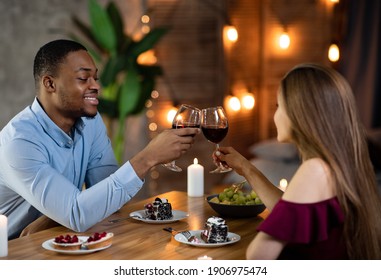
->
[216,63,381,259]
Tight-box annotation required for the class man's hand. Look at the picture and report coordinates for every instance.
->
[130,127,200,178]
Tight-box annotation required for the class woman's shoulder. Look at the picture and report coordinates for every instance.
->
[282,158,335,203]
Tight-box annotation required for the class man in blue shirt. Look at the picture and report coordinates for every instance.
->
[0,39,200,239]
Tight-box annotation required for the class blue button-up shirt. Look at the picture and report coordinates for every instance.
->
[0,98,143,239]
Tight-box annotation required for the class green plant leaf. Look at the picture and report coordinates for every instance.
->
[89,0,117,53]
[131,76,155,115]
[129,27,169,57]
[67,32,103,63]
[106,2,125,51]
[118,66,141,118]
[70,15,105,54]
[100,56,124,86]
[101,83,119,100]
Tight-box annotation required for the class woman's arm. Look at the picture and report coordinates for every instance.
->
[246,232,286,260]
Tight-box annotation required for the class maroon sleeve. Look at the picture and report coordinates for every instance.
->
[257,197,345,243]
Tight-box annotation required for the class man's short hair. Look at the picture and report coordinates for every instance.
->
[33,39,87,89]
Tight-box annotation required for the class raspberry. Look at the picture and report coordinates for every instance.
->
[86,232,109,243]
[54,234,80,244]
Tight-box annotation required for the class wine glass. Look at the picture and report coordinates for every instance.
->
[162,104,201,172]
[201,106,232,173]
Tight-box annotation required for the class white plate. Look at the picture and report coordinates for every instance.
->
[42,236,111,255]
[129,210,189,224]
[174,230,241,247]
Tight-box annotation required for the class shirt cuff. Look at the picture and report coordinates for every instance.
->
[113,161,145,189]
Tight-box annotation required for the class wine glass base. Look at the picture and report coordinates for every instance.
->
[161,163,182,172]
[209,167,232,174]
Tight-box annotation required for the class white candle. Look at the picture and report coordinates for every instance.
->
[187,158,204,197]
[0,215,7,257]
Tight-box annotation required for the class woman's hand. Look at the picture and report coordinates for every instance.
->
[214,146,251,176]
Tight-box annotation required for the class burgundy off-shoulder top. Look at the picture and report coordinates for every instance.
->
[257,197,348,259]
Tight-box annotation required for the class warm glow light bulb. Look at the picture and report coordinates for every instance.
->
[137,50,157,65]
[141,15,150,24]
[148,122,158,131]
[279,178,288,191]
[146,109,154,118]
[167,108,177,123]
[226,26,238,42]
[242,94,255,110]
[328,44,340,62]
[141,25,150,34]
[145,99,153,108]
[279,32,290,49]
[151,90,159,99]
[228,96,241,111]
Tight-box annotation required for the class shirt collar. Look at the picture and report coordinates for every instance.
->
[31,98,85,148]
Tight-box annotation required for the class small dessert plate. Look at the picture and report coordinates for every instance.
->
[129,210,189,224]
[174,230,241,247]
[42,236,111,255]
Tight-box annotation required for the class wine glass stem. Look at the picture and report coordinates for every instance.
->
[215,143,220,152]
[215,143,223,167]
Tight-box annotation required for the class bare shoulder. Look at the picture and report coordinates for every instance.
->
[282,158,335,203]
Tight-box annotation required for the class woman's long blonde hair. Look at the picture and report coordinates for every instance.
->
[280,63,381,259]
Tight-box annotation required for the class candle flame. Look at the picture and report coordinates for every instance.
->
[194,158,198,164]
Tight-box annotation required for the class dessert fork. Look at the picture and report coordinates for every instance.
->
[231,180,247,193]
[163,227,196,242]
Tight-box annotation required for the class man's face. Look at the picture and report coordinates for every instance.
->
[53,50,100,119]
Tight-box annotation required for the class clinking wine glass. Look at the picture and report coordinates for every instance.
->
[201,106,232,173]
[162,104,201,172]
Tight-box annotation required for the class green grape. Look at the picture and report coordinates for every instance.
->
[226,190,234,199]
[218,193,226,202]
[212,186,264,207]
[250,190,257,199]
[237,196,246,205]
[255,197,263,205]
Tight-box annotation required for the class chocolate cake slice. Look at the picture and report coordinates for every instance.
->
[201,216,228,243]
[144,197,173,220]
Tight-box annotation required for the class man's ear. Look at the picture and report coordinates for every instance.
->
[42,75,56,92]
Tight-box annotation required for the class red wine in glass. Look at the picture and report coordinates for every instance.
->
[173,123,200,137]
[162,104,201,172]
[201,106,232,173]
[201,126,228,143]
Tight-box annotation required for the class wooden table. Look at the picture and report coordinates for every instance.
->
[1,191,268,260]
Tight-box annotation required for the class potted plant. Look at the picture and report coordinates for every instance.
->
[70,0,168,162]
